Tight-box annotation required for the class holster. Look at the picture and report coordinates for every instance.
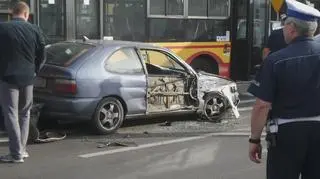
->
[266,132,277,147]
[265,110,277,147]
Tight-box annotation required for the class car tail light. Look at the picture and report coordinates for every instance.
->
[54,79,77,94]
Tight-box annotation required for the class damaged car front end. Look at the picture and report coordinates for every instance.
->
[196,71,240,121]
[150,48,241,122]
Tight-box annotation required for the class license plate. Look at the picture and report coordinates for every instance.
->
[34,77,46,88]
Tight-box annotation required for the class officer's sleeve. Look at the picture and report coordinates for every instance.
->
[247,57,276,103]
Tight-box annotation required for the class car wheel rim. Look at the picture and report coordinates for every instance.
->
[98,102,121,130]
[204,96,225,120]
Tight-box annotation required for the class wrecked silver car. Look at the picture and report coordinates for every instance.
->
[34,40,240,135]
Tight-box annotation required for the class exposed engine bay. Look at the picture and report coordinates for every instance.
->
[145,63,239,121]
[147,75,198,112]
[140,49,239,121]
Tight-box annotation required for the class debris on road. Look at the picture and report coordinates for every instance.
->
[97,141,138,148]
[29,103,67,144]
[159,121,172,126]
[33,131,67,144]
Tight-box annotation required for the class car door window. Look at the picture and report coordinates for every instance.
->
[140,49,185,71]
[105,48,144,74]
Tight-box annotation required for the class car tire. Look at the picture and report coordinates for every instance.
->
[200,92,228,122]
[92,97,125,135]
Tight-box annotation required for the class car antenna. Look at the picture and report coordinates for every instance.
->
[82,36,89,42]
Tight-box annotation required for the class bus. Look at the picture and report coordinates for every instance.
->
[0,0,318,80]
[103,0,233,78]
[0,0,276,81]
[101,0,270,81]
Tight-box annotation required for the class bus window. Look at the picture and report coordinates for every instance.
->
[104,0,146,41]
[208,0,230,17]
[188,0,206,16]
[188,0,230,18]
[39,0,65,43]
[149,0,165,15]
[149,19,228,42]
[186,19,228,41]
[149,0,184,16]
[166,0,184,16]
[149,19,184,42]
[75,0,100,39]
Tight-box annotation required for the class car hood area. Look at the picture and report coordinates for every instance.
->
[197,71,236,92]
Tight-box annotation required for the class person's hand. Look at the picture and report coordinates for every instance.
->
[249,143,262,163]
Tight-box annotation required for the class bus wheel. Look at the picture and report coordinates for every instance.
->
[190,56,219,74]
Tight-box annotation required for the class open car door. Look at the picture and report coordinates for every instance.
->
[138,48,198,114]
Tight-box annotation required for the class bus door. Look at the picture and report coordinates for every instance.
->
[230,0,269,81]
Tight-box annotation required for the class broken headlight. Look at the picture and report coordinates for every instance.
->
[230,86,237,93]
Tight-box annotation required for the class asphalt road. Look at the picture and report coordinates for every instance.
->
[0,93,264,179]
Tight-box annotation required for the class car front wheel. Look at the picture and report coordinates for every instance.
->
[201,92,227,122]
[92,97,125,135]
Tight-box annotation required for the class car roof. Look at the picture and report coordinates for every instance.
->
[64,39,160,49]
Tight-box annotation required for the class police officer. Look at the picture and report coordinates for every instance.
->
[247,0,320,178]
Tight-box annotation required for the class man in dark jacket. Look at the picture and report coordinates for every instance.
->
[0,1,45,163]
[262,14,288,60]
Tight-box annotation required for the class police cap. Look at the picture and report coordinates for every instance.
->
[282,0,320,21]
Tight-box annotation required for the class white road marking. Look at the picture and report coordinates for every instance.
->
[78,132,265,158]
[0,138,8,143]
[240,99,256,104]
[241,92,254,97]
[233,127,250,132]
[238,107,253,112]
[210,132,266,137]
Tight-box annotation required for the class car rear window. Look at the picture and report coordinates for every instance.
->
[45,42,94,66]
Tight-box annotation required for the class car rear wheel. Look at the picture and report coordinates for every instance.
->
[92,97,125,135]
[201,92,227,122]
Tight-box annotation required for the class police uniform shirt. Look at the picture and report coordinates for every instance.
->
[248,36,320,119]
[248,0,320,120]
